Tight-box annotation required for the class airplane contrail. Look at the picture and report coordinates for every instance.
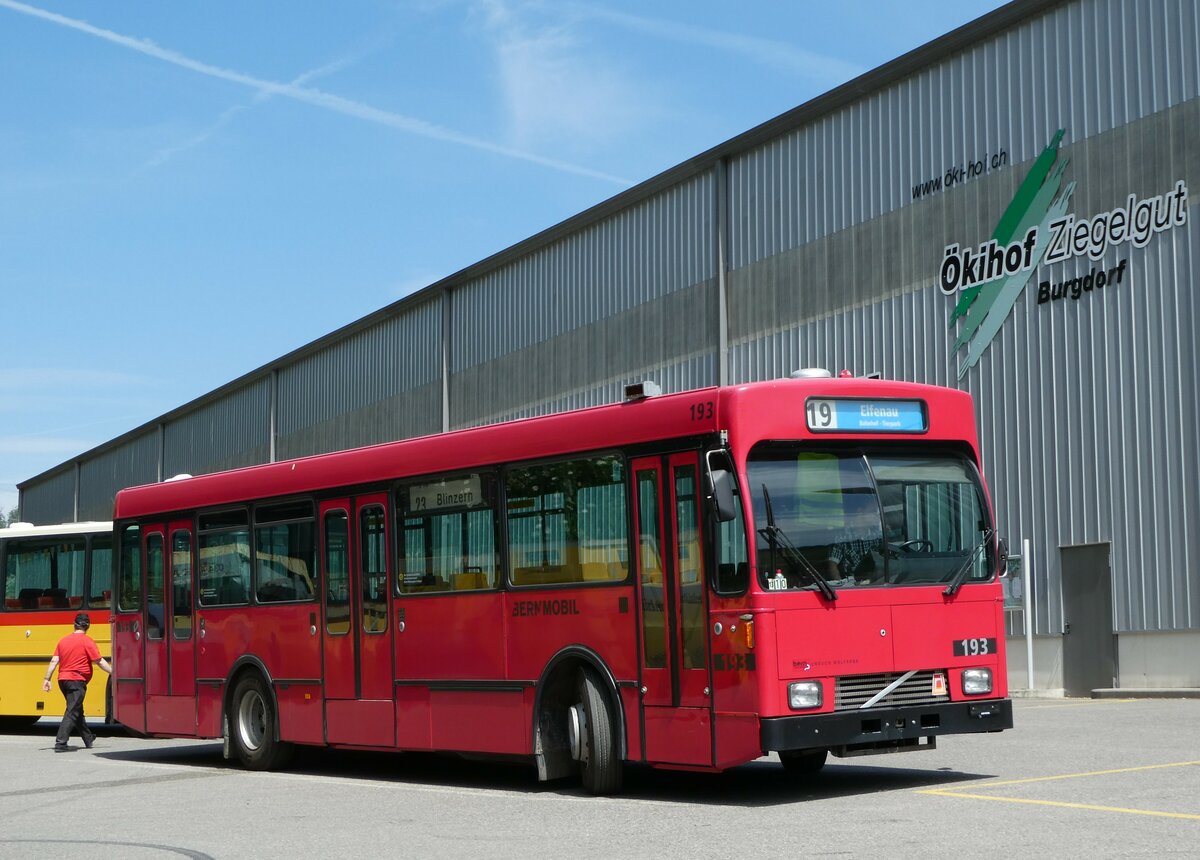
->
[0,0,634,186]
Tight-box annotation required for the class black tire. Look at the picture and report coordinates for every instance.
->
[576,670,622,794]
[229,674,293,771]
[0,716,40,731]
[780,748,828,776]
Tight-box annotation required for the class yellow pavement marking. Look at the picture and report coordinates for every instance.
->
[920,792,1200,820]
[919,760,1200,820]
[952,759,1200,788]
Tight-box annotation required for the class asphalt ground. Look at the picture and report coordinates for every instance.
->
[1,697,1197,859]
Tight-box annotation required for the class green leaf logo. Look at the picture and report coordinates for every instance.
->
[949,129,1074,378]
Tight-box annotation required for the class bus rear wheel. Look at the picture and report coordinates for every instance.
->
[229,674,293,771]
[779,748,828,776]
[573,670,622,795]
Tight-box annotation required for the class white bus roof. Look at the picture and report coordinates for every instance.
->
[0,521,112,539]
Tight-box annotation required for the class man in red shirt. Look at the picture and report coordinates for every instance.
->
[42,613,112,752]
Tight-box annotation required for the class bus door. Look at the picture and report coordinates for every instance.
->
[631,452,713,766]
[320,495,396,747]
[142,522,197,734]
[166,522,196,703]
[142,524,168,704]
[112,524,145,733]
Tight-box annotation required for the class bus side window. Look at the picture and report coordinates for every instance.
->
[714,487,749,594]
[197,510,250,606]
[145,533,165,640]
[360,506,388,632]
[171,530,193,639]
[118,525,142,612]
[397,473,499,594]
[324,510,350,635]
[4,537,86,610]
[675,466,706,670]
[636,470,666,670]
[89,534,114,609]
[57,539,85,608]
[254,501,316,604]
[5,540,49,609]
[505,455,628,587]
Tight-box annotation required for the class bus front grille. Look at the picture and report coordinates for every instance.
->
[835,670,946,711]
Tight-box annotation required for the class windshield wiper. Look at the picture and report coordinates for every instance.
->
[943,528,995,597]
[757,484,836,601]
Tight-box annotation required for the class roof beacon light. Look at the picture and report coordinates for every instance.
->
[624,380,661,401]
[839,369,854,378]
[789,368,832,379]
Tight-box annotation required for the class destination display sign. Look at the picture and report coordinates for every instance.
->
[805,398,927,433]
[407,474,483,512]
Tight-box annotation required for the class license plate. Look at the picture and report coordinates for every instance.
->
[953,637,996,657]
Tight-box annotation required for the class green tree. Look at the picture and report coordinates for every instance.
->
[0,507,18,527]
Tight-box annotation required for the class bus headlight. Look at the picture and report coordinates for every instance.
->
[961,668,993,695]
[788,681,823,710]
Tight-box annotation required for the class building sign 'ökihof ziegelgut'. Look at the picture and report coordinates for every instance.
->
[940,179,1189,297]
[939,124,1190,378]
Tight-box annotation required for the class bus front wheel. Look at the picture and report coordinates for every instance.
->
[229,674,293,771]
[574,670,622,794]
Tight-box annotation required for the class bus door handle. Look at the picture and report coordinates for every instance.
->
[1064,622,1071,635]
[199,617,205,639]
[310,613,317,636]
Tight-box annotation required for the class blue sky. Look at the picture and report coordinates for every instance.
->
[0,0,1008,518]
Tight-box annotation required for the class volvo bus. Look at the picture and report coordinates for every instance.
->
[1,521,114,728]
[111,373,1012,792]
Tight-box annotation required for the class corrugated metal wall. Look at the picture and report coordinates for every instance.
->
[17,0,1200,647]
[164,378,271,478]
[730,0,1198,273]
[726,0,1199,636]
[17,467,75,524]
[77,432,159,521]
[450,173,718,428]
[277,300,443,457]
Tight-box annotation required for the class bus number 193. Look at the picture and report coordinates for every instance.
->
[953,637,995,656]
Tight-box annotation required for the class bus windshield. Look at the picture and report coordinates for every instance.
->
[746,447,994,591]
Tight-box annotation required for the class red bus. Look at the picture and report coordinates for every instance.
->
[111,373,1012,792]
[1,521,114,728]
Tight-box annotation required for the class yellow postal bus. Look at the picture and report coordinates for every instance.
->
[0,521,113,728]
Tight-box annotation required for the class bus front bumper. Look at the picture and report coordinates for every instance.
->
[761,698,1013,754]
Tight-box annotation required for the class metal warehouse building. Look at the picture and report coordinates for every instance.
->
[19,0,1200,695]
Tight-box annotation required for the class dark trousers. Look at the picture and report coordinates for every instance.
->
[55,680,95,747]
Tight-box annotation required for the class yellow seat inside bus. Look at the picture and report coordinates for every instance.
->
[583,562,626,581]
[511,565,579,586]
[403,577,449,593]
[451,571,487,590]
[510,562,625,586]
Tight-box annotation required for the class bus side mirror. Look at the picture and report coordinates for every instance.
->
[707,469,738,523]
[996,537,1009,577]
